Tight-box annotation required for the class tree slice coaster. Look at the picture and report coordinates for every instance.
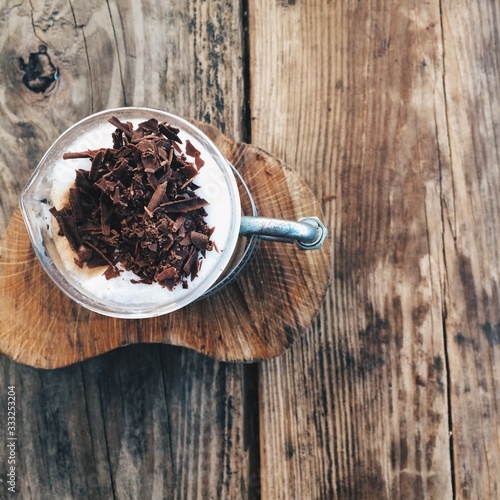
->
[0,121,332,368]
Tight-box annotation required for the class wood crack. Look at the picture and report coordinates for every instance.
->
[438,1,457,499]
[28,0,46,44]
[68,0,94,112]
[97,382,118,500]
[0,2,23,20]
[105,0,127,106]
[438,2,457,241]
[157,347,177,483]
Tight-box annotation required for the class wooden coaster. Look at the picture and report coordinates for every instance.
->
[0,122,332,368]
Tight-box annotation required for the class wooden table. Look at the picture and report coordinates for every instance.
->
[1,1,499,498]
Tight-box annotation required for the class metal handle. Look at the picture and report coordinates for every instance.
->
[240,216,327,250]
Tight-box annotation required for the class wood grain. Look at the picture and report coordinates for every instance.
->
[0,1,259,498]
[440,1,500,498]
[0,123,330,366]
[250,0,499,498]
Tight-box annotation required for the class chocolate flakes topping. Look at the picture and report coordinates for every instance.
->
[51,117,215,290]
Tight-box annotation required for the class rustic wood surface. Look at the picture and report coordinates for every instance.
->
[0,1,499,499]
[0,123,331,367]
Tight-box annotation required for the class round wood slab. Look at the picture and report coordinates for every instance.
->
[0,122,332,368]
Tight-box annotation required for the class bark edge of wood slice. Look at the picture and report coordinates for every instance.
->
[0,121,332,368]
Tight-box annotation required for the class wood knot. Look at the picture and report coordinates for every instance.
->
[18,45,59,94]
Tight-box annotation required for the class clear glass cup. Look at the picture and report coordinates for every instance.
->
[20,107,326,318]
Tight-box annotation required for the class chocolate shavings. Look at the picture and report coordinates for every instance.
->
[51,116,215,290]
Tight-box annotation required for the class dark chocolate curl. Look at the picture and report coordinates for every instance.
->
[146,181,167,213]
[160,197,209,213]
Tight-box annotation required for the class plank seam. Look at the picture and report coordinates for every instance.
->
[241,1,259,496]
[241,0,252,144]
[243,363,261,499]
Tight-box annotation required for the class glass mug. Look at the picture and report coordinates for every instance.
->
[20,108,327,318]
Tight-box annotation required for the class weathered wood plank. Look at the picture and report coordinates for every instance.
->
[250,1,455,497]
[0,1,256,498]
[13,363,116,498]
[440,1,500,497]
